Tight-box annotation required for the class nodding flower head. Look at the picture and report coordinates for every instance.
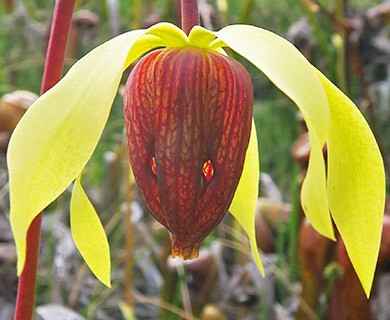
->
[124,47,253,259]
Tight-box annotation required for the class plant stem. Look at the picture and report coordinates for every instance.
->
[181,0,200,35]
[14,214,42,320]
[131,0,142,30]
[124,158,134,313]
[335,0,347,92]
[239,0,255,24]
[41,0,76,94]
[13,1,75,319]
[287,173,300,281]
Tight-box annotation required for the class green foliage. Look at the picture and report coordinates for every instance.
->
[253,99,299,196]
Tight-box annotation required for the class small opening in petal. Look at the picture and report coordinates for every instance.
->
[150,156,157,175]
[203,160,214,182]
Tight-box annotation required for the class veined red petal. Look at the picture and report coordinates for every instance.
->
[124,47,253,259]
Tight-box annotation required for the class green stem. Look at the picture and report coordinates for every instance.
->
[163,0,175,22]
[13,1,75,319]
[181,0,200,35]
[124,159,134,314]
[287,172,300,281]
[131,0,142,30]
[239,0,255,24]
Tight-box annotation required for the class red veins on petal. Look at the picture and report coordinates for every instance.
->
[124,47,253,259]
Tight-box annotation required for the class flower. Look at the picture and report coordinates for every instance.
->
[7,23,385,296]
[124,47,253,259]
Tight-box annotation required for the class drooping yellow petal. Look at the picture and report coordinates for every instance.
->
[230,121,264,275]
[70,177,111,287]
[317,70,385,297]
[7,29,145,274]
[217,25,334,240]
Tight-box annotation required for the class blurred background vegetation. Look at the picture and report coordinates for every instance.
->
[0,0,389,319]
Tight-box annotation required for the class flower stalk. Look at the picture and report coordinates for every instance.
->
[124,159,134,311]
[181,0,200,35]
[14,214,42,320]
[13,1,75,319]
[41,0,76,94]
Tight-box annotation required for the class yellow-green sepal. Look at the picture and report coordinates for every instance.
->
[317,70,385,297]
[145,22,188,47]
[229,120,264,275]
[71,176,111,287]
[8,29,145,275]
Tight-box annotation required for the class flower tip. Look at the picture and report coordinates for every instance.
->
[360,272,374,299]
[104,279,112,288]
[171,239,200,260]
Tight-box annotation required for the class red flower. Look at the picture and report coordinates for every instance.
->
[124,47,253,258]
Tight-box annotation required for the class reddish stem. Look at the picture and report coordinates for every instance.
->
[41,0,76,94]
[14,214,42,320]
[181,0,200,35]
[14,1,75,319]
